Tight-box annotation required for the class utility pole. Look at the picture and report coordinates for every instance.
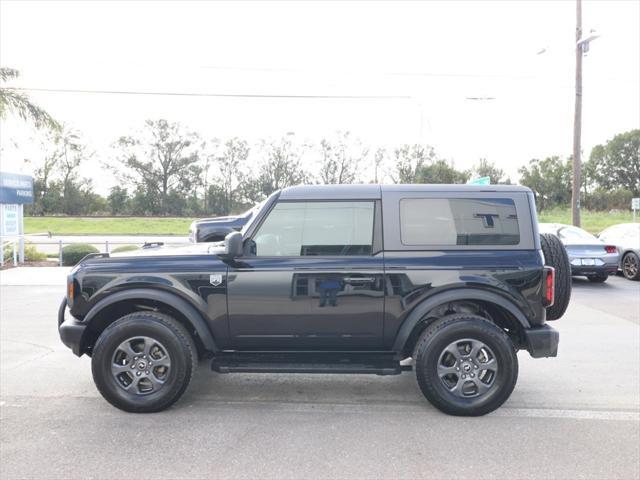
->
[572,0,583,227]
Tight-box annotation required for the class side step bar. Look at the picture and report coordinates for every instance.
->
[211,352,410,376]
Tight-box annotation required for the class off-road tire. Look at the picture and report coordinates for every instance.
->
[92,311,197,413]
[587,275,608,283]
[414,314,518,416]
[540,233,571,320]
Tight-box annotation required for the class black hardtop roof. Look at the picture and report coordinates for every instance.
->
[279,183,532,200]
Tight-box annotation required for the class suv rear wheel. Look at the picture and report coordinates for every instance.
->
[91,311,197,413]
[414,314,518,416]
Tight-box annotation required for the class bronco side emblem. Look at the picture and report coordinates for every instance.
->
[209,274,223,286]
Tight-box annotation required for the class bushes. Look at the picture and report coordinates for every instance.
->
[61,243,99,266]
[111,244,140,254]
[2,242,47,262]
[583,189,633,211]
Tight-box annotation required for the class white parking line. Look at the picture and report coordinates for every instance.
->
[493,407,640,421]
[189,398,640,421]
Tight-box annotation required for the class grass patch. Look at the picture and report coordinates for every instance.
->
[25,217,196,235]
[538,209,635,234]
[24,209,636,236]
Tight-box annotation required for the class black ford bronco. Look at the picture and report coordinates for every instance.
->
[58,184,570,416]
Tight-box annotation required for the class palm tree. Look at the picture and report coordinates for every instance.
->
[0,68,60,130]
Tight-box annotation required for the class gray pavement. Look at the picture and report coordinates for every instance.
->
[1,270,639,479]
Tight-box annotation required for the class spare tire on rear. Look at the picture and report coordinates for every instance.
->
[540,233,571,320]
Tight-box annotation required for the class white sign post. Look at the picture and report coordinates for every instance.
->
[632,197,640,223]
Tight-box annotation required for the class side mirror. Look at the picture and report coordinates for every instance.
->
[224,231,244,258]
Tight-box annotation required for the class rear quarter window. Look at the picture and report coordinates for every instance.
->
[399,198,520,246]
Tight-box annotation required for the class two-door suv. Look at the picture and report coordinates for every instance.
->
[58,184,570,416]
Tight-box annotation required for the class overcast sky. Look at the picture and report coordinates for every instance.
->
[1,0,638,193]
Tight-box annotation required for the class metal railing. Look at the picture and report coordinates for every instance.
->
[1,235,189,267]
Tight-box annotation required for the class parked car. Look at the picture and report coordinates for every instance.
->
[538,223,619,283]
[188,201,264,243]
[598,223,640,281]
[59,184,571,416]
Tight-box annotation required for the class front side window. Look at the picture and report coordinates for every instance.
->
[400,198,520,246]
[252,201,375,256]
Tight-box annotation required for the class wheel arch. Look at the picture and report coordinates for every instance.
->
[80,289,218,358]
[393,289,531,357]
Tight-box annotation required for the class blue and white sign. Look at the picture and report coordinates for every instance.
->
[1,204,19,236]
[0,172,34,204]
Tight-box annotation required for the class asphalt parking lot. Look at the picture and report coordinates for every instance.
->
[1,270,638,479]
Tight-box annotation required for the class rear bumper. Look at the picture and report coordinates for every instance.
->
[570,264,618,276]
[58,298,86,356]
[523,324,559,358]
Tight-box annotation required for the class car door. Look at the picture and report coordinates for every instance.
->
[226,199,384,350]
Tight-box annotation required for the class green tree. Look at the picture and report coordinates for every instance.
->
[390,144,436,183]
[0,68,60,130]
[25,128,91,215]
[113,120,201,215]
[416,159,469,184]
[470,158,510,184]
[255,135,308,196]
[206,184,229,216]
[372,148,387,183]
[214,138,250,214]
[587,129,640,196]
[53,129,91,214]
[317,131,367,184]
[107,186,130,215]
[518,156,572,210]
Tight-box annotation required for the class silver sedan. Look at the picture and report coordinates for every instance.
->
[598,223,640,281]
[539,223,620,283]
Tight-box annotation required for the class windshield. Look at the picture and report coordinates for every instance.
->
[240,198,269,235]
[558,226,597,242]
[239,203,262,219]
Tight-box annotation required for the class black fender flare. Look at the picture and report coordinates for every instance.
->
[392,288,531,352]
[82,288,218,352]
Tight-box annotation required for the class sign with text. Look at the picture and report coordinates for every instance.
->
[0,172,34,204]
[632,198,639,210]
[1,204,19,236]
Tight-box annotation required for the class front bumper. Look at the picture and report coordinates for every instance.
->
[523,324,559,358]
[58,298,86,356]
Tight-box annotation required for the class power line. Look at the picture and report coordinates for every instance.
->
[2,87,412,100]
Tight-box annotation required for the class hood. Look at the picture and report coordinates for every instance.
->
[109,242,223,258]
[194,215,240,224]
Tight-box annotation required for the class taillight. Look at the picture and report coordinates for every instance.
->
[544,267,555,307]
[605,245,617,254]
[67,277,75,307]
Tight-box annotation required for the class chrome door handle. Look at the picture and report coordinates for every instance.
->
[343,276,375,284]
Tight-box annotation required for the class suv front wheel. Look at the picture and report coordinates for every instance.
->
[414,314,518,416]
[91,311,197,413]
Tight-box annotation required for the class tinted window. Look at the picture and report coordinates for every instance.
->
[400,198,519,246]
[253,201,375,256]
